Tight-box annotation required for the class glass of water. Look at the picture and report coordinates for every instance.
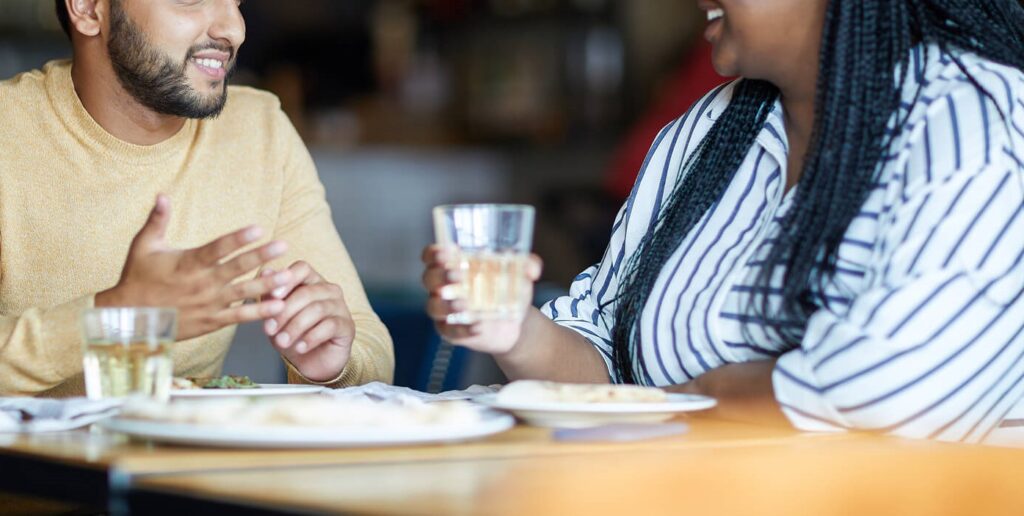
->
[80,307,177,401]
[433,204,535,324]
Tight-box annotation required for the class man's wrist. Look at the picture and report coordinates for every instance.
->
[289,352,350,383]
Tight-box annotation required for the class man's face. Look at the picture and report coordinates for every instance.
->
[107,0,246,119]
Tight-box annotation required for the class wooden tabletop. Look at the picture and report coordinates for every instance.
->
[127,436,1024,516]
[0,414,836,506]
[0,415,827,473]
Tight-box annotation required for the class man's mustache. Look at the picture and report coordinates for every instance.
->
[186,42,236,62]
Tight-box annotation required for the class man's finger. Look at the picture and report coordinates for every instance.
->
[223,270,292,304]
[274,298,336,351]
[265,283,337,342]
[291,317,349,354]
[289,261,323,283]
[190,225,265,266]
[132,194,172,250]
[269,261,321,300]
[216,299,286,326]
[213,240,287,283]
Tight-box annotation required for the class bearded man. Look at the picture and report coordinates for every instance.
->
[0,0,394,396]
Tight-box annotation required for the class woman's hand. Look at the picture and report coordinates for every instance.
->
[420,245,542,355]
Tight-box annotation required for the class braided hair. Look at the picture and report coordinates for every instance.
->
[611,0,1024,384]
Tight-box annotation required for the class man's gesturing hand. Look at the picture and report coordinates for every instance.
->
[96,195,292,340]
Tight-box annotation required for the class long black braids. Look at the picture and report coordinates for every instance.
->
[610,0,1024,384]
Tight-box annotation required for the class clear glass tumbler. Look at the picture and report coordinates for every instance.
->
[433,204,535,324]
[80,307,177,401]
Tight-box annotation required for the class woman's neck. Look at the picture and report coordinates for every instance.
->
[777,72,819,193]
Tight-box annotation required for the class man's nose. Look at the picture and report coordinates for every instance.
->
[208,0,246,53]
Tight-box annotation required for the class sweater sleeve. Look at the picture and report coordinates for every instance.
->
[269,109,394,387]
[0,294,95,395]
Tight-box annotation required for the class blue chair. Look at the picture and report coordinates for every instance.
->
[369,294,471,393]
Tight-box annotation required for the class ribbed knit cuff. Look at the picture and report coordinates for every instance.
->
[44,294,95,381]
[284,345,363,388]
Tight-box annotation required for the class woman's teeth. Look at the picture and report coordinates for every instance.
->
[707,8,724,22]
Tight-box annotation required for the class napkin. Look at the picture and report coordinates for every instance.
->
[1001,396,1024,425]
[984,397,1024,448]
[0,397,121,433]
[324,381,498,405]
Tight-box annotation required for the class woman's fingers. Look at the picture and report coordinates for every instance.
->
[426,295,466,320]
[526,254,544,281]
[435,321,481,343]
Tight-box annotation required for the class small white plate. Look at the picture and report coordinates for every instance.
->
[97,410,515,448]
[473,393,716,428]
[170,384,325,398]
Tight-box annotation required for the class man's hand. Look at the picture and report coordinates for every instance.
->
[96,195,292,340]
[261,261,356,382]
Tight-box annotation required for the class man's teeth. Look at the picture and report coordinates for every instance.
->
[192,58,224,70]
[707,8,724,22]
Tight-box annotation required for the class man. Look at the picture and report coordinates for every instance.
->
[0,0,394,396]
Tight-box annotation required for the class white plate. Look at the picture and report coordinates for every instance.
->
[170,384,326,398]
[97,410,515,448]
[473,393,716,428]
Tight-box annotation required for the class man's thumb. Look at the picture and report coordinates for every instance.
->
[134,194,171,248]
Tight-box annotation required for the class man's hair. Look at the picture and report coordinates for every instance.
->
[610,0,1024,384]
[55,0,71,39]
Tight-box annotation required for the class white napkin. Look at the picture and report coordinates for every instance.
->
[324,381,498,405]
[0,397,121,433]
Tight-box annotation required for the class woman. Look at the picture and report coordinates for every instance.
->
[422,0,1024,442]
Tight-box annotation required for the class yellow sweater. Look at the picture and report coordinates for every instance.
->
[0,61,394,397]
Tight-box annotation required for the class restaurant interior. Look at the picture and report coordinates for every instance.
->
[1,0,1023,514]
[0,0,706,391]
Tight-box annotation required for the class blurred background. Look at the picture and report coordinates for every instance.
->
[0,0,720,390]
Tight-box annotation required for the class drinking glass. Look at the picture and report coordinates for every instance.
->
[432,204,535,324]
[80,307,177,401]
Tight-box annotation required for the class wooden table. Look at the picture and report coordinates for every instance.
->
[0,414,832,511]
[126,437,1024,516]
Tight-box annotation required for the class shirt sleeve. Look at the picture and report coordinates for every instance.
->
[540,119,676,384]
[541,82,737,384]
[267,109,394,388]
[0,295,95,395]
[773,158,1024,442]
[541,248,619,382]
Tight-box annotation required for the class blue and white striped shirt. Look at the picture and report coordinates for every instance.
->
[543,44,1024,443]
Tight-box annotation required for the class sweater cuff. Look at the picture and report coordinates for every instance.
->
[44,294,96,381]
[285,345,363,388]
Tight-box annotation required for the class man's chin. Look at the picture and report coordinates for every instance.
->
[188,90,229,119]
[195,99,228,119]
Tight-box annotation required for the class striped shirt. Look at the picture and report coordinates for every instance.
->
[542,44,1024,443]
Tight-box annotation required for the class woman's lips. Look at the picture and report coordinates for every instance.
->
[704,16,724,44]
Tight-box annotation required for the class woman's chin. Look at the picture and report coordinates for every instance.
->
[711,58,738,78]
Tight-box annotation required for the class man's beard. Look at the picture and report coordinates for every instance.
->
[106,3,235,119]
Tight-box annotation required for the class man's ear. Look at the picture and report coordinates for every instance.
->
[65,0,104,38]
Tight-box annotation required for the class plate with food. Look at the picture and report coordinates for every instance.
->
[171,375,325,397]
[98,396,514,448]
[473,380,716,428]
